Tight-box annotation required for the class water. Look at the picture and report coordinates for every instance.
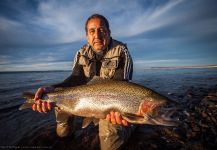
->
[0,68,216,146]
[0,71,71,146]
[134,68,217,99]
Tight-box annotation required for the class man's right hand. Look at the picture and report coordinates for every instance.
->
[32,87,54,113]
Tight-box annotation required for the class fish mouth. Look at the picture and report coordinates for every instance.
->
[146,107,179,126]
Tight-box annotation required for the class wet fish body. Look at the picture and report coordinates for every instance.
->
[20,79,178,127]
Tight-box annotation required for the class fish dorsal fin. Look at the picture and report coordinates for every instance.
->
[87,76,110,85]
[82,117,99,128]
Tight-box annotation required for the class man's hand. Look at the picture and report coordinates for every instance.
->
[32,87,54,113]
[106,111,128,126]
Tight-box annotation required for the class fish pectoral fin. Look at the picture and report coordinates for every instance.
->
[122,113,145,124]
[82,117,99,128]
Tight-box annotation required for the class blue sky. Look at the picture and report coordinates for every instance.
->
[0,0,217,72]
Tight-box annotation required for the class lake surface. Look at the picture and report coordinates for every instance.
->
[0,68,216,147]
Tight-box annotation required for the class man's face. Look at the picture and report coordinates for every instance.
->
[86,18,110,52]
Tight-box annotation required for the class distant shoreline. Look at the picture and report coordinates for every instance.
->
[0,70,71,73]
[0,65,217,73]
[148,65,217,70]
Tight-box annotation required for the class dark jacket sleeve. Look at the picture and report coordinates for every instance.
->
[52,52,87,88]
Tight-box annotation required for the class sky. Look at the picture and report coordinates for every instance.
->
[0,0,217,72]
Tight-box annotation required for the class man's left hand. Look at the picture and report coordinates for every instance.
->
[106,111,128,126]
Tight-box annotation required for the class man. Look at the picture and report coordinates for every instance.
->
[33,14,134,150]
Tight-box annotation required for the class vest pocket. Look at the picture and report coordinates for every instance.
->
[100,58,119,79]
[78,55,90,66]
[78,55,95,78]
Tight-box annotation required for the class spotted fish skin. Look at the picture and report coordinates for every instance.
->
[20,78,179,127]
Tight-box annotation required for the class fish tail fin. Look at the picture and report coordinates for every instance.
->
[19,103,34,110]
[19,92,35,110]
[23,91,35,100]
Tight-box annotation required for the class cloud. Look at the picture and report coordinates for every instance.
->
[0,41,83,71]
[0,55,11,65]
[1,0,217,46]
[115,0,186,37]
[0,0,217,71]
[0,16,57,46]
[0,0,189,45]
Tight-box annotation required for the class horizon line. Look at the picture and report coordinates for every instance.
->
[148,64,217,69]
[0,64,217,73]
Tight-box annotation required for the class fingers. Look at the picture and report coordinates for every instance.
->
[106,114,111,121]
[32,104,36,111]
[32,100,52,113]
[34,86,54,100]
[34,87,44,100]
[122,120,128,126]
[106,111,129,126]
[47,102,52,111]
[36,100,42,113]
[114,112,122,124]
[33,87,54,113]
[110,111,116,124]
[41,101,48,113]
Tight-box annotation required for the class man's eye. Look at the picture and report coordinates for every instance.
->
[89,30,94,34]
[100,29,106,33]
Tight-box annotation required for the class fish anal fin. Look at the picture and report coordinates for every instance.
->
[82,117,99,128]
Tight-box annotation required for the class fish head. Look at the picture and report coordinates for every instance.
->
[139,98,179,126]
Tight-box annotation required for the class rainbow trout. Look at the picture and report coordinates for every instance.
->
[19,78,179,127]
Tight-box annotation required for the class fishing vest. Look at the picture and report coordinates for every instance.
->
[77,39,129,79]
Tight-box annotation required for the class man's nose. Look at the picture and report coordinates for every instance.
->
[95,30,102,39]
